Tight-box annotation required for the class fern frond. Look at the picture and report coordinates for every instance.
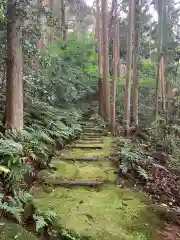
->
[0,202,23,222]
[0,139,23,155]
[137,166,149,180]
[33,214,48,232]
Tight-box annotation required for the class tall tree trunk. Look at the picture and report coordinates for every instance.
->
[123,0,134,136]
[109,0,117,41]
[132,0,140,129]
[111,21,118,134]
[161,55,166,111]
[155,54,162,120]
[49,0,54,43]
[166,81,172,112]
[36,0,43,50]
[117,21,120,78]
[155,0,165,119]
[61,0,66,40]
[101,0,110,123]
[96,0,103,117]
[6,0,23,131]
[159,0,166,112]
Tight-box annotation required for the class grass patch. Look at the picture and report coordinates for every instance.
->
[33,186,159,240]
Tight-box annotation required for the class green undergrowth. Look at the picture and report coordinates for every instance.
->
[33,186,160,240]
[0,222,37,240]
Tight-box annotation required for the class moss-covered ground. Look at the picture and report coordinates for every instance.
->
[61,137,113,158]
[34,130,161,240]
[43,160,116,182]
[0,222,37,240]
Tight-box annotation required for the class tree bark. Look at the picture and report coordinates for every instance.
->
[123,0,134,136]
[96,0,104,117]
[161,55,166,111]
[111,15,118,134]
[155,0,165,119]
[61,0,67,40]
[132,0,140,129]
[6,0,23,131]
[108,0,117,42]
[49,0,54,43]
[101,0,111,123]
[155,55,162,120]
[36,0,44,50]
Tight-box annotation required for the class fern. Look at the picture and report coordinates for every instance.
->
[33,210,57,232]
[59,229,91,240]
[13,190,33,204]
[0,201,22,222]
[33,214,48,232]
[118,137,148,178]
[0,190,34,223]
[137,166,149,180]
[6,164,32,189]
[0,139,23,155]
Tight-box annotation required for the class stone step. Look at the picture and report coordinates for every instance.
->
[83,129,102,133]
[80,123,100,128]
[79,121,92,126]
[60,156,106,162]
[80,137,103,141]
[70,145,103,150]
[77,140,104,144]
[49,180,104,187]
[82,126,101,130]
[83,134,102,138]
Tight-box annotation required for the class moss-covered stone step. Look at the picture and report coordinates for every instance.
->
[79,122,93,126]
[80,137,103,141]
[82,136,103,140]
[70,145,103,150]
[33,186,160,240]
[60,137,112,158]
[46,179,105,187]
[39,159,116,183]
[83,132,102,136]
[83,128,102,133]
[77,140,104,144]
[60,156,106,161]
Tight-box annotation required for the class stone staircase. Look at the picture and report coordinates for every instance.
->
[33,120,160,240]
[38,120,116,187]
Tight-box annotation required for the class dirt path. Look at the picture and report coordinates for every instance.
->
[32,121,162,239]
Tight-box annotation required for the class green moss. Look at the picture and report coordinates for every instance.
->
[38,137,116,184]
[33,186,159,240]
[35,135,161,239]
[72,144,104,148]
[77,141,104,144]
[62,137,113,158]
[42,160,116,182]
[0,222,37,240]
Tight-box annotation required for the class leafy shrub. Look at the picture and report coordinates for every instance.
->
[117,137,149,180]
[140,59,156,79]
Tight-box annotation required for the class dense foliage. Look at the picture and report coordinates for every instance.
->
[0,0,180,239]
